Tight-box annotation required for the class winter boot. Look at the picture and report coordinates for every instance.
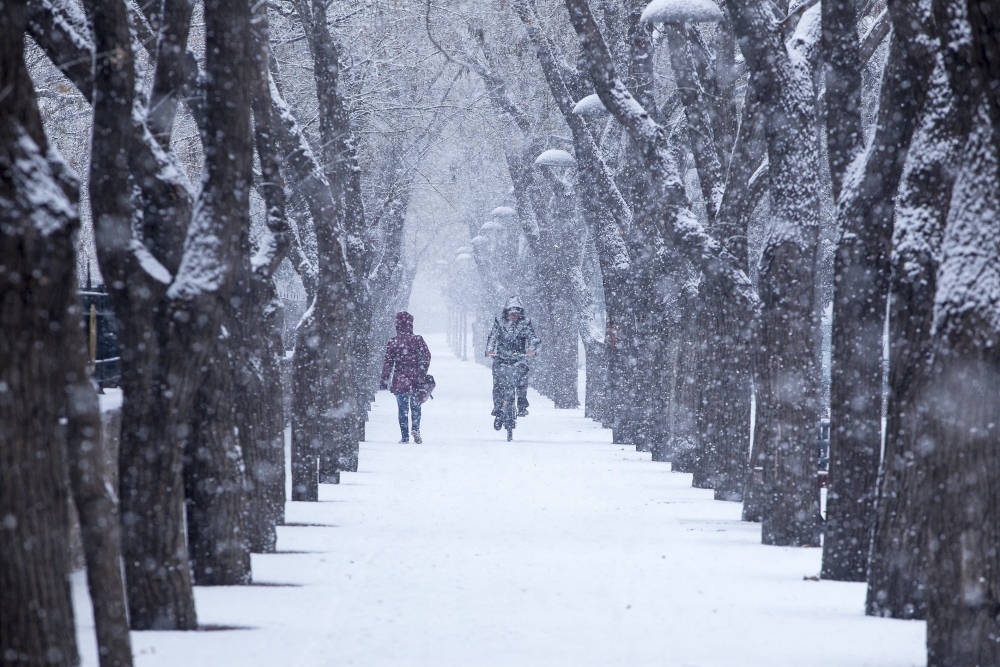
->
[412,429,422,444]
[494,415,503,431]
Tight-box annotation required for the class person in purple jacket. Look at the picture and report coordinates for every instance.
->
[380,311,431,443]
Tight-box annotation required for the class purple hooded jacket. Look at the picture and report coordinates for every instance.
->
[380,312,431,394]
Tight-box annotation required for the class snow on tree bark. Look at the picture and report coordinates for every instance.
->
[664,25,723,223]
[266,72,355,495]
[566,0,758,476]
[920,1,1000,661]
[867,49,957,621]
[240,0,291,554]
[823,0,937,581]
[298,0,371,457]
[80,0,200,628]
[1,5,92,662]
[729,0,822,545]
[924,98,1000,667]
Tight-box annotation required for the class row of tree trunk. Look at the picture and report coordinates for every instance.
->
[444,0,1000,662]
[2,0,415,661]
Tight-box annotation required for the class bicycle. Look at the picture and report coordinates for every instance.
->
[493,353,526,441]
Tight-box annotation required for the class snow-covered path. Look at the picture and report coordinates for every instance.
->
[77,334,924,666]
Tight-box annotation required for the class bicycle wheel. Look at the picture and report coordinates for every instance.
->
[501,394,516,439]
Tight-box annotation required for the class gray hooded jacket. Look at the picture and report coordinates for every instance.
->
[486,297,540,364]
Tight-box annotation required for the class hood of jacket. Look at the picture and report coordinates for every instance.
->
[502,296,524,318]
[395,311,414,335]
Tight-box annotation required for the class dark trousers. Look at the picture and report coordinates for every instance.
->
[492,362,529,414]
[395,392,421,440]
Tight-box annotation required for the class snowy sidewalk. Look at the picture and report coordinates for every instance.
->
[76,334,924,666]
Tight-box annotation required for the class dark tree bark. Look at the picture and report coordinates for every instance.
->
[241,0,291,554]
[66,365,134,666]
[0,5,82,664]
[923,101,1000,667]
[25,0,96,100]
[366,181,414,389]
[867,50,957,620]
[819,0,873,579]
[565,0,758,477]
[707,84,764,502]
[822,0,937,581]
[610,0,663,451]
[29,0,273,617]
[712,13,740,163]
[56,28,136,649]
[717,84,765,271]
[920,1,1000,662]
[291,235,356,497]
[145,0,195,147]
[532,174,583,409]
[289,0,362,482]
[658,21,752,498]
[266,60,352,496]
[80,0,199,629]
[85,0,257,608]
[185,333,251,585]
[623,0,659,123]
[729,0,823,546]
[14,1,138,663]
[670,284,706,476]
[175,0,257,587]
[822,0,863,199]
[299,0,368,462]
[664,25,723,222]
[661,43,722,475]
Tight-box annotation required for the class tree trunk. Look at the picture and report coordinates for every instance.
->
[81,0,199,629]
[822,10,935,580]
[664,25,723,222]
[305,0,366,468]
[145,0,195,147]
[169,0,256,588]
[565,0,758,473]
[240,0,290,554]
[702,280,753,501]
[65,343,134,666]
[185,328,251,585]
[729,0,822,546]
[670,285,702,473]
[924,98,1000,667]
[288,0,362,479]
[0,7,82,662]
[867,51,957,618]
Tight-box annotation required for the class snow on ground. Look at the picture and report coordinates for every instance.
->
[98,387,123,413]
[76,333,925,666]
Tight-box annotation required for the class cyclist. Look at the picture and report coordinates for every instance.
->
[486,297,539,430]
